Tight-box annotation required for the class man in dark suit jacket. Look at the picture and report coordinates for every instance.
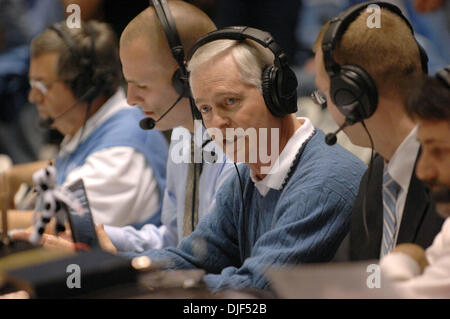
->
[312,2,444,261]
[349,154,443,260]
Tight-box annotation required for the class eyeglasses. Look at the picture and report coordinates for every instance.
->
[311,90,327,109]
[29,79,60,95]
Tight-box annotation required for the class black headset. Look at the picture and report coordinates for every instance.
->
[321,1,429,125]
[150,0,190,98]
[148,0,203,123]
[49,22,101,103]
[187,26,298,118]
[437,65,450,88]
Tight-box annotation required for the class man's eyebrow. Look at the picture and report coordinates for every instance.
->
[125,78,138,84]
[195,91,240,105]
[420,137,450,146]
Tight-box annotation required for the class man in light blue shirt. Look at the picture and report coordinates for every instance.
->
[104,126,234,253]
[98,2,235,253]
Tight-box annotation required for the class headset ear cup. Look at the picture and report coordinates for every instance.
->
[331,65,378,124]
[262,65,298,118]
[262,66,283,117]
[71,76,87,101]
[172,68,190,97]
[278,66,298,114]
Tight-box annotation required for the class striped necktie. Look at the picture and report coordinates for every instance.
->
[381,170,401,258]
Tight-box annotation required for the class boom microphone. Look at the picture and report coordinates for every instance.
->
[325,122,348,145]
[38,117,55,128]
[139,93,184,130]
[37,86,98,129]
[139,117,156,130]
[38,100,83,129]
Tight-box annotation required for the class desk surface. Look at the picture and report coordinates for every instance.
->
[267,261,401,299]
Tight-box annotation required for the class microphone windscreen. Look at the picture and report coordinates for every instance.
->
[139,117,156,130]
[38,117,54,129]
[325,133,337,146]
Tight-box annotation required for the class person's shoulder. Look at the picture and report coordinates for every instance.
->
[287,129,367,199]
[302,129,366,171]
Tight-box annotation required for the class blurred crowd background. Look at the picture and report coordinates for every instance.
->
[0,0,449,167]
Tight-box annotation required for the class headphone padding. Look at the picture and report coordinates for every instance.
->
[172,68,190,97]
[331,65,378,124]
[279,66,299,115]
[262,66,283,117]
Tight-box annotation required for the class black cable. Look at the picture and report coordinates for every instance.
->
[361,120,375,240]
[189,96,201,233]
[234,162,246,262]
[73,101,93,152]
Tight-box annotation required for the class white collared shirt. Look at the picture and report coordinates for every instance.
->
[59,89,128,155]
[60,89,160,227]
[250,117,315,196]
[383,126,421,246]
[380,218,450,298]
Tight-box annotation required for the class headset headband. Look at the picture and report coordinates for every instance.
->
[188,26,288,67]
[150,0,186,72]
[50,24,81,60]
[49,22,99,102]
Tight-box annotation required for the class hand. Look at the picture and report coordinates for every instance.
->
[392,243,429,273]
[12,229,75,252]
[95,223,118,255]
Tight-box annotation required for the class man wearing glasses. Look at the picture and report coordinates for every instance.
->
[8,21,168,230]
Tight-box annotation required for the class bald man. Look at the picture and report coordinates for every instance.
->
[99,1,235,254]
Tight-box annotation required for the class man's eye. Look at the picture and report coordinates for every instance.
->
[225,97,236,105]
[431,148,443,158]
[200,106,211,113]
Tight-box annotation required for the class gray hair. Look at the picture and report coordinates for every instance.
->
[30,21,122,99]
[187,39,274,91]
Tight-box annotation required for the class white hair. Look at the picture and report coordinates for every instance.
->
[187,39,274,91]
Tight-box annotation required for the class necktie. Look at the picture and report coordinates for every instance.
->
[381,170,401,258]
[183,139,202,237]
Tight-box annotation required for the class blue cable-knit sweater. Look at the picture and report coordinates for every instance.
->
[139,129,366,291]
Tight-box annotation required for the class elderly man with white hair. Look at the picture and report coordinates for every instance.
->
[137,27,366,292]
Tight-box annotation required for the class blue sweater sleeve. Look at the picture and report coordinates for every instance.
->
[141,176,354,292]
[139,177,241,272]
[203,184,353,291]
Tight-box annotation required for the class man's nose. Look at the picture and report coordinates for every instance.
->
[28,86,43,105]
[416,151,438,184]
[127,85,142,106]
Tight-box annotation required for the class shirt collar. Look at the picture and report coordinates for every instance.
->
[385,126,420,192]
[250,117,315,196]
[59,88,129,156]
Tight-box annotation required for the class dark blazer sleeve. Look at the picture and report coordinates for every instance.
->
[350,155,384,261]
[349,153,445,261]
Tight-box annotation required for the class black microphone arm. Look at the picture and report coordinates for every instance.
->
[139,93,184,130]
[37,100,84,129]
[325,122,348,146]
[37,87,99,129]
